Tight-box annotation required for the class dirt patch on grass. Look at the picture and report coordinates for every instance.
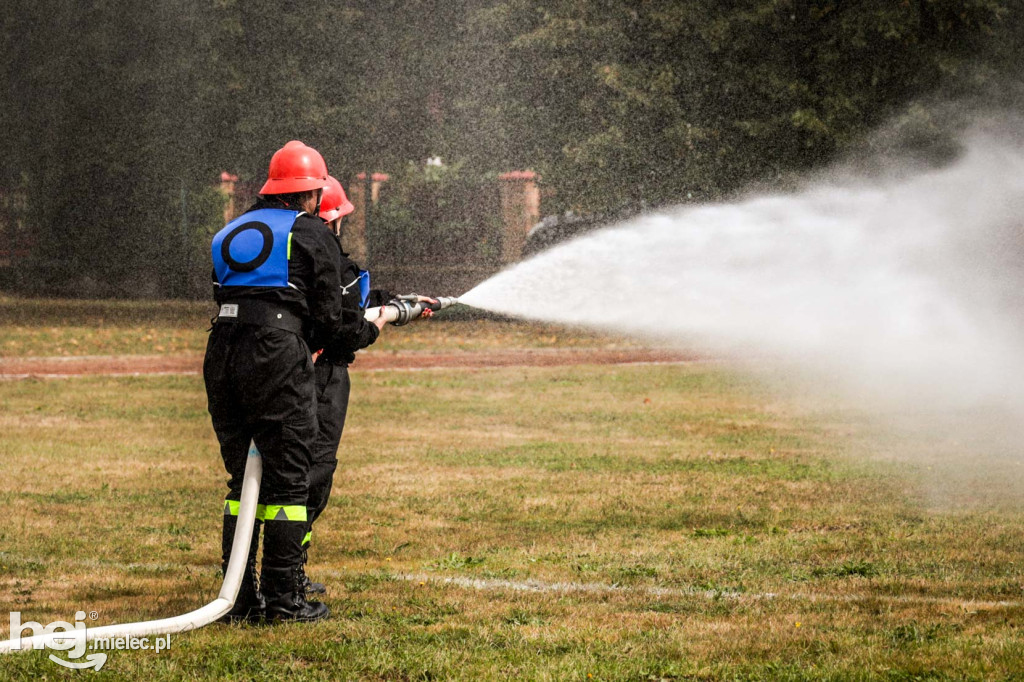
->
[0,348,700,378]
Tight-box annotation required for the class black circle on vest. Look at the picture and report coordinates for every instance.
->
[222,221,274,273]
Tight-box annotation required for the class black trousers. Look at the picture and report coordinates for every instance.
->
[204,323,317,572]
[305,360,350,551]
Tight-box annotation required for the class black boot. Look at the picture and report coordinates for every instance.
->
[217,514,265,624]
[261,566,330,623]
[300,546,327,595]
[218,562,266,624]
[262,506,329,622]
[301,572,327,596]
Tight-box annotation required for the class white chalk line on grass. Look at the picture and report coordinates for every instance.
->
[394,573,1021,610]
[3,552,1017,610]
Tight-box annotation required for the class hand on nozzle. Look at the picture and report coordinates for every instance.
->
[373,306,388,331]
[416,295,439,319]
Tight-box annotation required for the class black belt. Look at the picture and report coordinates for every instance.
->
[215,300,306,335]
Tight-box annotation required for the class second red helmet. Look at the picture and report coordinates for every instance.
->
[319,175,356,222]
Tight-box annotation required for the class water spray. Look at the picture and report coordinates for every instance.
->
[456,123,1024,499]
[0,443,263,655]
[459,127,1024,415]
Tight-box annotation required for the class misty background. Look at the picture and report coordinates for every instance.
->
[1,0,1023,299]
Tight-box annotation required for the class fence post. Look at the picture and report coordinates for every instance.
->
[218,172,238,223]
[348,172,389,265]
[498,170,540,264]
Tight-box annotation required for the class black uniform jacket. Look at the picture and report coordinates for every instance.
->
[314,235,387,365]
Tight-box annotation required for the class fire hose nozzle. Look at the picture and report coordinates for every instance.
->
[364,295,459,325]
[428,296,460,310]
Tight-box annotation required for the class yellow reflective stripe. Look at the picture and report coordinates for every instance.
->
[245,503,306,521]
[302,531,312,546]
[224,499,240,517]
[287,232,293,260]
[262,504,307,522]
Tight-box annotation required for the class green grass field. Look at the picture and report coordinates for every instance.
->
[1,301,1023,680]
[0,297,636,357]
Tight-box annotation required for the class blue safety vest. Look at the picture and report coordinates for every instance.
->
[341,269,371,309]
[211,209,300,288]
[357,270,371,309]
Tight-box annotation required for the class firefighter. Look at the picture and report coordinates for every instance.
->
[301,175,432,595]
[204,142,385,623]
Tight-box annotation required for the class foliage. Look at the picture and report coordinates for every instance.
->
[1,0,1022,295]
[457,0,1024,210]
[368,161,502,268]
[0,0,231,298]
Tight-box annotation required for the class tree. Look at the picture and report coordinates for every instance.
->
[1,0,1021,297]
[453,0,1021,211]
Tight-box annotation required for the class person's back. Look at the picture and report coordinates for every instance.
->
[204,140,347,624]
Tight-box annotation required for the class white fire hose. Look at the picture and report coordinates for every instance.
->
[0,442,263,654]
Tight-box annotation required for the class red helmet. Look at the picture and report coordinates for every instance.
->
[319,175,356,222]
[259,141,329,195]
